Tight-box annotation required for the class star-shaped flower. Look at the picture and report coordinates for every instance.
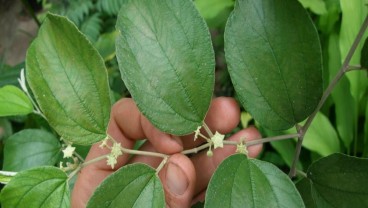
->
[111,142,123,158]
[62,144,75,158]
[211,131,224,149]
[236,143,248,155]
[106,155,117,169]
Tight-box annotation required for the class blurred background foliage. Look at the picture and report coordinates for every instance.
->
[0,0,367,181]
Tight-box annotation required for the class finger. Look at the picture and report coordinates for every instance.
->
[191,126,262,194]
[127,141,163,168]
[114,98,182,154]
[181,97,240,149]
[158,154,196,208]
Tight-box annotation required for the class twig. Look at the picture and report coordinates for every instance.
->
[288,15,368,178]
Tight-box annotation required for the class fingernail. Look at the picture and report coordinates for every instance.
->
[166,163,188,195]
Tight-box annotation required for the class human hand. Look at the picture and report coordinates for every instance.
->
[71,97,262,208]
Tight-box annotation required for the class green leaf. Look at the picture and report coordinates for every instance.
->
[328,31,355,150]
[0,85,33,116]
[296,178,317,208]
[96,0,125,16]
[0,166,70,208]
[361,37,368,69]
[302,112,340,157]
[298,153,368,207]
[0,62,23,88]
[195,0,234,19]
[3,129,61,171]
[116,0,215,135]
[87,164,164,208]
[80,13,102,43]
[95,31,119,61]
[365,102,368,156]
[225,0,323,130]
[0,171,16,184]
[205,154,304,208]
[298,0,327,15]
[26,13,111,145]
[340,0,368,104]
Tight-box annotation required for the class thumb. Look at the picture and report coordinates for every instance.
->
[159,154,196,208]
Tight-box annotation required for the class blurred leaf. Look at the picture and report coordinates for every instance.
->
[0,118,12,141]
[297,153,368,207]
[240,112,252,128]
[81,13,102,43]
[271,139,302,169]
[225,0,323,130]
[318,0,341,34]
[364,102,368,156]
[302,112,340,157]
[328,32,355,150]
[95,31,118,61]
[0,62,23,88]
[96,0,125,16]
[87,164,164,208]
[195,0,234,19]
[0,85,33,117]
[26,13,111,145]
[3,129,61,171]
[0,166,70,208]
[298,0,327,15]
[205,154,305,208]
[340,0,368,104]
[62,0,93,27]
[361,37,368,69]
[116,0,215,135]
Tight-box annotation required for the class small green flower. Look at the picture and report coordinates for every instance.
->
[194,126,202,141]
[211,131,224,149]
[106,155,117,169]
[111,142,123,158]
[62,144,75,158]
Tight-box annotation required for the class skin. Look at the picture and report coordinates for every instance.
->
[71,97,262,208]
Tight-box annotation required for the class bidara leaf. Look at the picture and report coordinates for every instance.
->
[0,166,70,208]
[26,13,111,145]
[3,129,61,171]
[87,164,164,208]
[297,153,368,207]
[0,85,33,116]
[225,0,323,130]
[116,0,215,135]
[205,154,305,208]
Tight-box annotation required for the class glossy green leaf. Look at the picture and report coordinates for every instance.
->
[3,129,61,171]
[302,112,340,157]
[26,13,111,145]
[87,164,164,208]
[116,0,215,135]
[361,37,368,69]
[298,153,368,207]
[225,0,323,130]
[0,85,33,116]
[0,171,16,184]
[298,0,327,15]
[0,166,70,208]
[205,154,304,208]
